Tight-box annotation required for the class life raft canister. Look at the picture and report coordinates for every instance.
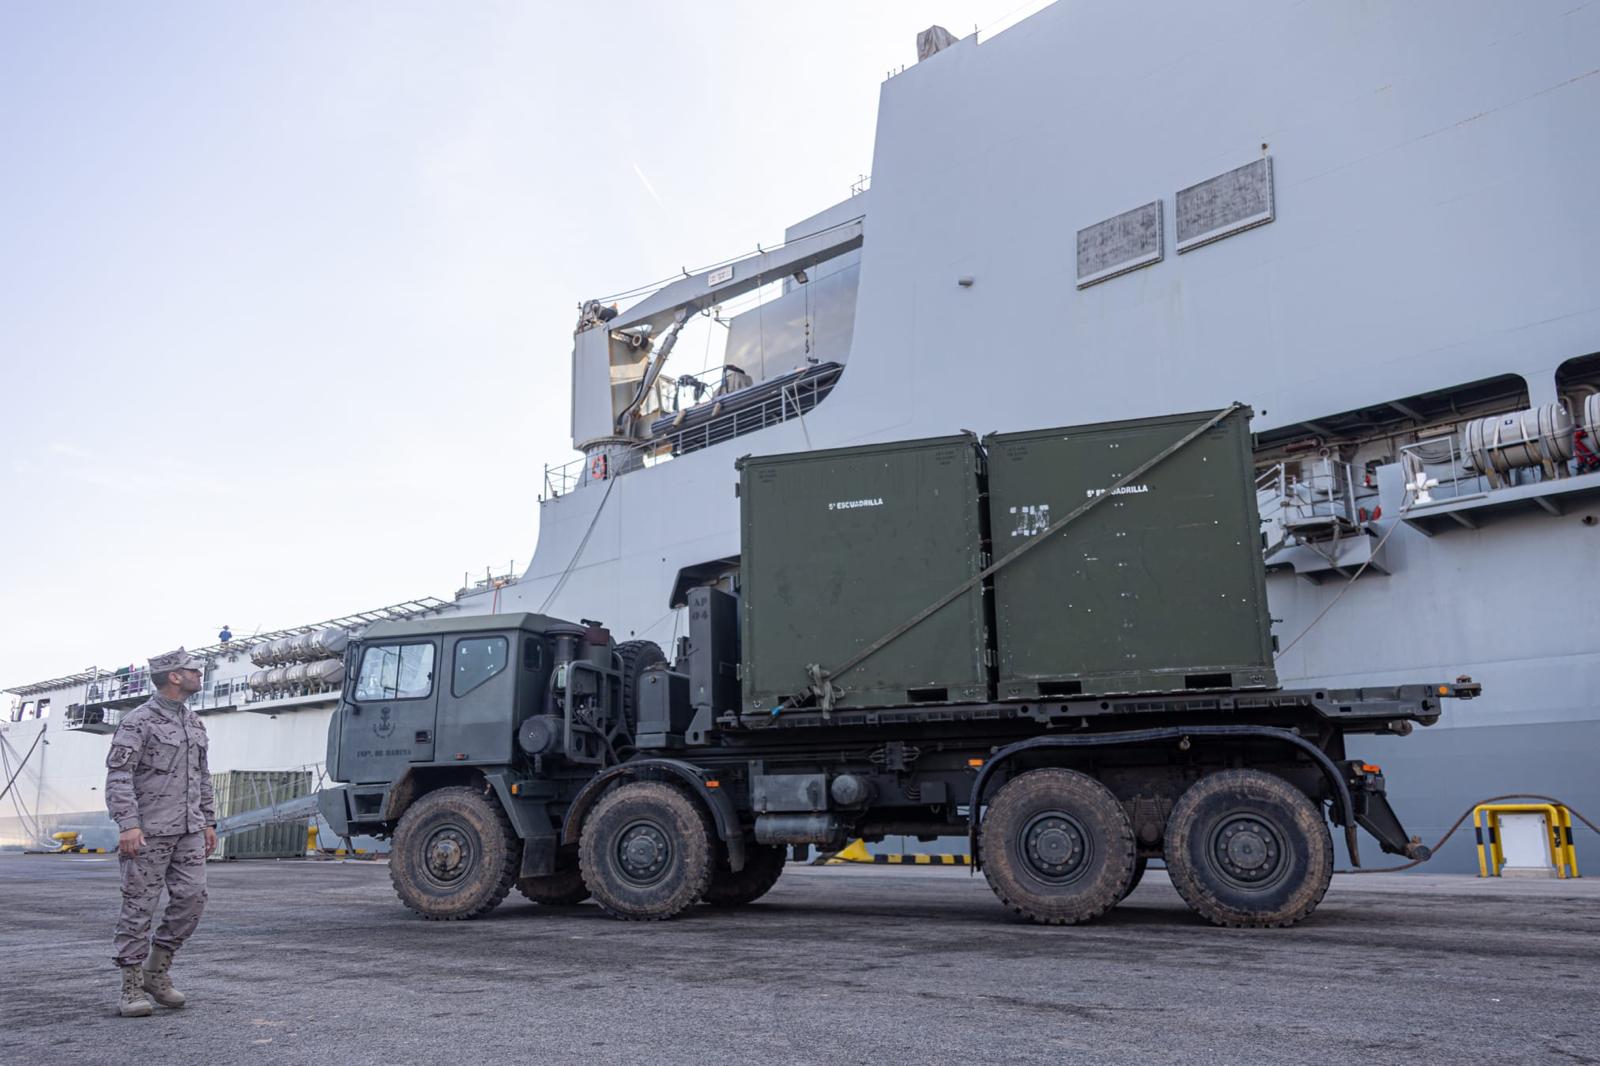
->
[590,453,608,481]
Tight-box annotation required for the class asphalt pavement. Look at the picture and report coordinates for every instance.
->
[3,853,1597,1066]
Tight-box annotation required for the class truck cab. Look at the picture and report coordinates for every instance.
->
[319,612,668,919]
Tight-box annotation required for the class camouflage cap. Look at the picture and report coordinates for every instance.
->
[148,647,205,673]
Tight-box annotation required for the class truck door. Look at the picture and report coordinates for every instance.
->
[345,639,440,781]
[438,633,516,764]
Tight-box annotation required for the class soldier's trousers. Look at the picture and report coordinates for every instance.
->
[112,832,208,967]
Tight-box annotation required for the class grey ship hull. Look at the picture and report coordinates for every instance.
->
[484,1,1600,872]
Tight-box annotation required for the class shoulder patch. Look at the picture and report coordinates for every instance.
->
[106,744,136,770]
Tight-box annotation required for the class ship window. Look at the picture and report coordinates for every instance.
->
[452,637,508,698]
[354,643,435,701]
[37,698,50,719]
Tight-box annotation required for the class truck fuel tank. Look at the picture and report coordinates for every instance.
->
[754,814,845,847]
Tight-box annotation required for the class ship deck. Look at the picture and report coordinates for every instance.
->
[5,854,1596,1064]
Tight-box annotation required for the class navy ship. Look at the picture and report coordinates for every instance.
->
[6,1,1597,872]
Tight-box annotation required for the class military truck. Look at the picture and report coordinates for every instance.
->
[319,406,1478,927]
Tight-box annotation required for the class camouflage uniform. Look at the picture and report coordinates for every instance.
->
[106,684,216,968]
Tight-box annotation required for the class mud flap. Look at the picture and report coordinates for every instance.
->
[482,771,559,875]
[520,834,557,878]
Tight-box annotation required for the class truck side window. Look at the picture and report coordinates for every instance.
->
[453,637,508,697]
[354,643,435,701]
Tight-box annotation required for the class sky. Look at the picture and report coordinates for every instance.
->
[0,1,1043,686]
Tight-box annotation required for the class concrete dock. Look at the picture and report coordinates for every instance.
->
[3,854,1596,1065]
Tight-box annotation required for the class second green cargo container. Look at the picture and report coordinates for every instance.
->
[738,435,990,712]
[984,407,1275,699]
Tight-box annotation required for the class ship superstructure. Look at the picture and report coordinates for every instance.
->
[6,1,1598,869]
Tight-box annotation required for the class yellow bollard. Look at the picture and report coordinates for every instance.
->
[306,824,320,855]
[1473,803,1582,878]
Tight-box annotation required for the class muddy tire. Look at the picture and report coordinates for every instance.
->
[1119,856,1149,901]
[579,781,714,921]
[1164,769,1333,928]
[979,768,1137,925]
[516,863,590,907]
[703,842,787,907]
[390,786,519,921]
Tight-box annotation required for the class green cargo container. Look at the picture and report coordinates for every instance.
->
[738,435,990,711]
[210,769,314,860]
[984,407,1275,698]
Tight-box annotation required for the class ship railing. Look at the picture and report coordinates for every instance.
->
[64,704,123,733]
[544,455,584,498]
[1399,434,1485,507]
[654,362,842,459]
[456,560,520,599]
[1256,458,1364,545]
[238,681,343,708]
[545,362,843,494]
[83,669,154,707]
[77,676,250,719]
[193,679,247,712]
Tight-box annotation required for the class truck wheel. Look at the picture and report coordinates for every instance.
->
[389,785,520,921]
[615,640,665,720]
[979,768,1137,925]
[579,781,714,920]
[1119,856,1149,902]
[703,842,786,907]
[517,866,590,907]
[1163,769,1333,928]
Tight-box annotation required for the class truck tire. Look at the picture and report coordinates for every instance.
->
[1119,856,1149,902]
[1163,769,1333,928]
[979,768,1137,925]
[615,640,665,724]
[389,785,520,921]
[579,780,715,921]
[703,842,786,907]
[517,866,590,907]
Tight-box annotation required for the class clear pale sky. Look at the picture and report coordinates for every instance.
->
[0,2,1038,686]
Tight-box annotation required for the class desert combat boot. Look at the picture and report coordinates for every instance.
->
[119,965,154,1017]
[142,945,187,1007]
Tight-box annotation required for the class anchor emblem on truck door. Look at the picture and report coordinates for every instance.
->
[374,707,395,738]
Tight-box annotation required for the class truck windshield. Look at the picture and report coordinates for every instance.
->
[354,643,435,701]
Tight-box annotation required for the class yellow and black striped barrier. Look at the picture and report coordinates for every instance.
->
[823,839,970,866]
[25,847,111,854]
[24,833,110,854]
[1474,803,1581,878]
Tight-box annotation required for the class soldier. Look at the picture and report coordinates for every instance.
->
[105,647,218,1018]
